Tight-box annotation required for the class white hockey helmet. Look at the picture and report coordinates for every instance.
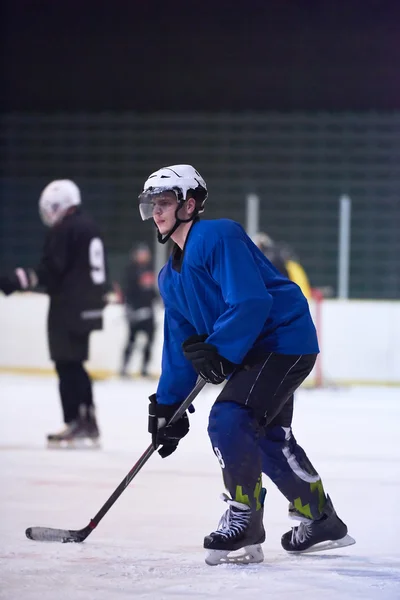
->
[138,164,208,221]
[39,179,81,227]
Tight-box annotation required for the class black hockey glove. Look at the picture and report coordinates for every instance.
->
[182,334,237,385]
[148,394,190,458]
[0,269,37,296]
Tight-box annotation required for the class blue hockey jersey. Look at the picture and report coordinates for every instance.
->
[157,219,319,405]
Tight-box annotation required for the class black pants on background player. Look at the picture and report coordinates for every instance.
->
[121,315,155,377]
[47,325,100,445]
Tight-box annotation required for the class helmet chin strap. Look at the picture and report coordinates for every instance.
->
[156,201,196,244]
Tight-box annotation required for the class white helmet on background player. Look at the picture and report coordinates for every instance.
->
[138,164,208,243]
[39,179,81,227]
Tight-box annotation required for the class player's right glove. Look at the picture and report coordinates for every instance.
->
[182,334,237,384]
[148,394,190,458]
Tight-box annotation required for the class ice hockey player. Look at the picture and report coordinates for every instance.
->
[253,232,290,279]
[138,164,355,565]
[0,180,107,448]
[254,232,312,300]
[119,243,156,378]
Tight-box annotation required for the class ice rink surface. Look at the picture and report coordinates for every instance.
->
[1,374,399,600]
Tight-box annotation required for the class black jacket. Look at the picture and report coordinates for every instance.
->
[36,209,107,334]
[122,262,156,310]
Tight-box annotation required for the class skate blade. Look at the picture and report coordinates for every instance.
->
[47,438,101,450]
[205,544,264,566]
[287,534,356,554]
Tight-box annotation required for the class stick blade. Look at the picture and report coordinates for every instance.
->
[26,526,88,543]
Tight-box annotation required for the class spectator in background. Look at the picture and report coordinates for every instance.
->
[119,243,156,378]
[253,232,312,300]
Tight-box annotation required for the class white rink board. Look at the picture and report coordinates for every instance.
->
[1,294,400,384]
[0,374,400,600]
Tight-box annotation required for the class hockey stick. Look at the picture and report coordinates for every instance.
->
[25,378,207,543]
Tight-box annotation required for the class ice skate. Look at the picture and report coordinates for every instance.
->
[281,495,355,553]
[47,407,100,450]
[139,371,157,380]
[204,488,266,566]
[288,501,312,522]
[119,366,131,378]
[85,406,100,446]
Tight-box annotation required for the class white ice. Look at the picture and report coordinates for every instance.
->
[0,374,399,600]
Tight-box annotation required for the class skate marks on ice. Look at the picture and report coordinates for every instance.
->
[1,378,400,599]
[1,542,399,600]
[296,552,400,584]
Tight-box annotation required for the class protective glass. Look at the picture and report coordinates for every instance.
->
[138,188,178,221]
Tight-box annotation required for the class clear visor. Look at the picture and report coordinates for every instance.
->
[138,187,179,221]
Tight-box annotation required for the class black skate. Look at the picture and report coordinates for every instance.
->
[281,495,355,553]
[204,488,266,566]
[86,406,100,443]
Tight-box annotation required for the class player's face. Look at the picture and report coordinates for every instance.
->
[151,192,178,234]
[134,249,151,264]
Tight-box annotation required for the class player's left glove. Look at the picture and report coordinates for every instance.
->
[0,269,37,296]
[148,394,190,458]
[182,334,237,384]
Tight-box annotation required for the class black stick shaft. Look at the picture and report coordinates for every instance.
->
[87,378,206,531]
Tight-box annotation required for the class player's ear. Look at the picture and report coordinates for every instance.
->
[186,196,196,215]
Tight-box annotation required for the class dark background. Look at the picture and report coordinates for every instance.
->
[1,1,400,298]
[2,0,400,112]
